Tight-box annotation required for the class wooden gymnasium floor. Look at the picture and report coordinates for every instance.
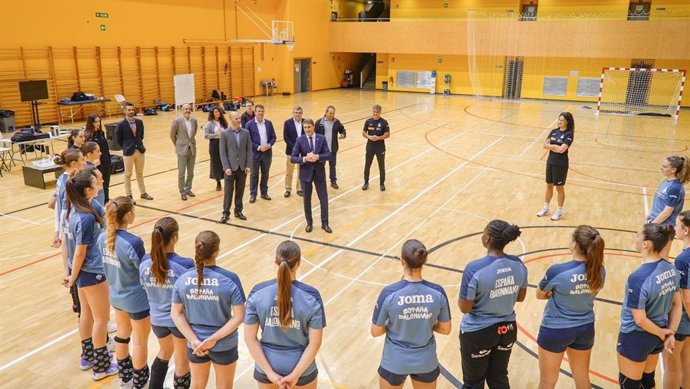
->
[0,89,688,388]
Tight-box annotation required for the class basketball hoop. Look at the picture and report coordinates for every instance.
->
[286,41,295,51]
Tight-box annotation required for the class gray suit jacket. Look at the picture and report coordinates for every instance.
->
[170,116,198,156]
[219,127,253,172]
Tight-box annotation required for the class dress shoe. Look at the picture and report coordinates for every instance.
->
[140,193,154,200]
[380,184,386,192]
[331,182,339,189]
[128,195,137,205]
[186,190,196,197]
[297,190,303,197]
[219,215,229,224]
[261,194,271,200]
[249,196,256,203]
[305,224,313,233]
[284,191,291,198]
[321,224,332,233]
[234,212,247,220]
[362,182,369,191]
[216,182,222,191]
[181,193,188,201]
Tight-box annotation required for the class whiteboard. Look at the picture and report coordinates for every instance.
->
[174,74,195,107]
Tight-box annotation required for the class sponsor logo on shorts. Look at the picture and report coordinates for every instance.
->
[497,342,514,351]
[471,349,491,358]
[96,274,104,281]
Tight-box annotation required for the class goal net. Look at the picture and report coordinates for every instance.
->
[597,68,685,119]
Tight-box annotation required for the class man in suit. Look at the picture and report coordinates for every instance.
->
[115,102,153,204]
[169,103,198,201]
[246,104,276,203]
[315,105,346,189]
[240,100,255,128]
[283,106,303,198]
[219,111,252,223]
[291,118,332,233]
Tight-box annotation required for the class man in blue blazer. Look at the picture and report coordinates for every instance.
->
[115,102,153,203]
[283,106,303,198]
[291,118,332,233]
[246,104,276,203]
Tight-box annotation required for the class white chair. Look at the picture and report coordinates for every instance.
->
[0,137,13,176]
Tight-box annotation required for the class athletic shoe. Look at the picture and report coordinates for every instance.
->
[551,210,563,221]
[536,207,549,217]
[80,358,94,371]
[93,362,118,381]
[107,321,117,333]
[120,379,134,389]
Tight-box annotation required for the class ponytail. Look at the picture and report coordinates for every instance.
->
[194,231,220,294]
[642,223,676,253]
[401,239,428,269]
[484,219,521,251]
[150,217,179,286]
[65,170,101,224]
[105,196,134,254]
[572,225,605,294]
[667,155,690,184]
[275,240,301,328]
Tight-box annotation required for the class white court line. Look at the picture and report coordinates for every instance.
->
[642,187,650,216]
[323,165,494,306]
[518,116,560,157]
[297,137,503,282]
[0,212,43,225]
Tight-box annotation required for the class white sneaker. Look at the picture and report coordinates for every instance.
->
[536,207,550,217]
[107,321,117,333]
[551,210,563,221]
[106,337,115,353]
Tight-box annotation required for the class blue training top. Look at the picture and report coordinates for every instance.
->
[649,179,685,225]
[140,253,195,328]
[98,229,150,313]
[66,210,103,274]
[675,248,690,335]
[620,260,680,333]
[372,279,451,375]
[460,255,528,333]
[539,260,606,329]
[172,266,246,352]
[245,280,326,378]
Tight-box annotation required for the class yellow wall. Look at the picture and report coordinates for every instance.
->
[391,0,520,19]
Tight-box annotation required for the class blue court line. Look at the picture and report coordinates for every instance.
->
[439,363,463,388]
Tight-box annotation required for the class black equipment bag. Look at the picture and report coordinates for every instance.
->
[70,91,87,101]
[110,155,125,174]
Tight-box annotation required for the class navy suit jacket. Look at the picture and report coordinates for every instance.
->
[246,119,277,160]
[115,118,146,156]
[283,118,303,155]
[291,133,330,182]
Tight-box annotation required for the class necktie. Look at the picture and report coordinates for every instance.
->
[309,136,314,152]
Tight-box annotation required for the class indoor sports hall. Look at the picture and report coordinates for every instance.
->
[1,1,689,388]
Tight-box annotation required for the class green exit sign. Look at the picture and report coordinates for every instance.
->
[437,58,443,63]
[99,24,107,31]
[96,12,109,18]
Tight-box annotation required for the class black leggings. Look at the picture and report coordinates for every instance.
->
[460,321,517,389]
